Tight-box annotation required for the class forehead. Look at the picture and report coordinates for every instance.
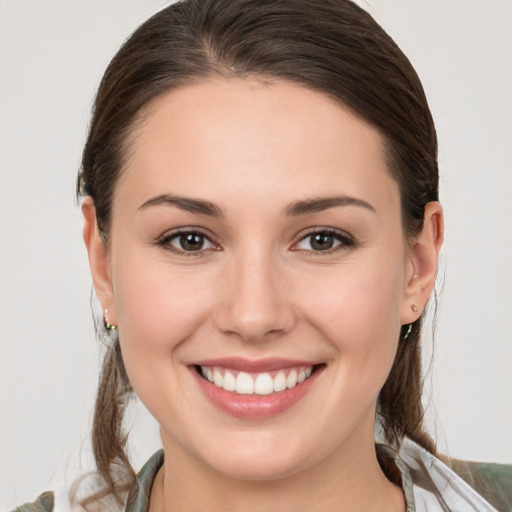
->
[116,78,399,216]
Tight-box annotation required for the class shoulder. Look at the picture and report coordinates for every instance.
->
[9,492,55,512]
[446,457,512,512]
[391,437,512,511]
[8,476,109,512]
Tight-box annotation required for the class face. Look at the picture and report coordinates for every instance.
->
[85,78,437,480]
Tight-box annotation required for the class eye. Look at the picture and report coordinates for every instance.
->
[293,229,355,253]
[159,230,216,254]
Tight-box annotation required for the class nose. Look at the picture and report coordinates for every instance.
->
[213,247,298,343]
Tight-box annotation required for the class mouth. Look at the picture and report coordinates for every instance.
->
[190,359,325,419]
[195,364,319,395]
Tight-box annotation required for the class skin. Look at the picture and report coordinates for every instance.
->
[83,79,443,512]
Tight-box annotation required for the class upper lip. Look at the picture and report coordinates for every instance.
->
[192,357,320,373]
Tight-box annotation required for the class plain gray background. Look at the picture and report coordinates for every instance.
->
[1,0,511,509]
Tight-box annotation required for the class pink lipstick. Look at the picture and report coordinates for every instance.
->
[190,358,324,419]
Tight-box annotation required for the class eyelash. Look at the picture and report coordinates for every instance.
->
[292,227,356,255]
[157,227,356,256]
[157,229,219,257]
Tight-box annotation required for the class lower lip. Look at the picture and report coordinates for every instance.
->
[191,366,323,419]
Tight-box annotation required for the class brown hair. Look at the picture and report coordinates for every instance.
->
[79,0,438,503]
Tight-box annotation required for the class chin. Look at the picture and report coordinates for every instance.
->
[193,430,324,481]
[210,453,307,481]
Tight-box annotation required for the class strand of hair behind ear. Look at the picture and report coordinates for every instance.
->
[379,318,436,455]
[81,341,135,507]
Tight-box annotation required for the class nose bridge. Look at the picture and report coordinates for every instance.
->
[214,241,296,342]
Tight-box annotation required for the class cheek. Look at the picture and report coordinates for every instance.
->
[111,253,214,371]
[110,261,219,423]
[293,254,405,406]
[296,258,404,348]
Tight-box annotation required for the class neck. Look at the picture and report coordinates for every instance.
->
[149,427,405,512]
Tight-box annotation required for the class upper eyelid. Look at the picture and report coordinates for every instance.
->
[158,226,217,242]
[295,226,354,241]
[156,226,355,250]
[157,228,219,255]
[291,227,356,252]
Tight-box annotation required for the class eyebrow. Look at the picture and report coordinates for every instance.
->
[138,194,224,217]
[286,196,375,216]
[138,193,375,218]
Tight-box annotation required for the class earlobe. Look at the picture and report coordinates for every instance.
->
[82,197,117,324]
[401,201,444,324]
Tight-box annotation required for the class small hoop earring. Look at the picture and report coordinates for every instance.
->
[403,323,413,340]
[103,309,118,331]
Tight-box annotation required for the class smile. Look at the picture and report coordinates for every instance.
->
[191,359,325,419]
[199,365,314,395]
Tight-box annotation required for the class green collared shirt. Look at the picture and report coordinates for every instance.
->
[12,438,512,512]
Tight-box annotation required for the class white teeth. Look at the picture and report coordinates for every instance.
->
[273,371,287,392]
[236,372,254,394]
[200,365,315,395]
[254,373,274,395]
[286,369,297,389]
[222,371,236,392]
[213,369,223,387]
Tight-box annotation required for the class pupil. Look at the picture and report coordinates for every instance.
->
[311,233,333,251]
[180,233,204,251]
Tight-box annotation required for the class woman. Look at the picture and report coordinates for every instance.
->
[12,1,511,511]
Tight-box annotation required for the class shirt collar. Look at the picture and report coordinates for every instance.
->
[124,450,164,512]
[122,438,498,512]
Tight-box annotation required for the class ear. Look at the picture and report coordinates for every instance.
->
[401,201,444,324]
[82,197,117,325]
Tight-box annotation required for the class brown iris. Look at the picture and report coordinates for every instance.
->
[310,233,334,251]
[179,233,205,251]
